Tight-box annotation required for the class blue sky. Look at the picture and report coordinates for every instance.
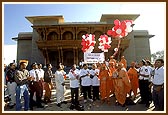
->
[3,2,166,54]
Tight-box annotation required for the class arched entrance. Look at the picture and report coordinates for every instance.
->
[63,50,74,67]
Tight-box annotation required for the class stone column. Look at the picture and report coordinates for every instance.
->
[60,47,63,63]
[76,47,79,65]
[46,49,50,64]
[73,47,76,64]
[58,47,61,63]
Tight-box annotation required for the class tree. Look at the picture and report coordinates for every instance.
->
[151,50,164,63]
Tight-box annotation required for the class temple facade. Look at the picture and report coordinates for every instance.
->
[12,14,154,69]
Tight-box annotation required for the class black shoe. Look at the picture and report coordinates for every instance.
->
[37,105,44,108]
[61,101,67,104]
[145,103,150,108]
[121,103,126,107]
[57,103,61,107]
[138,100,145,104]
[30,107,33,110]
[115,102,119,106]
[69,104,75,110]
[48,99,52,103]
[9,105,14,109]
[75,105,84,111]
[43,100,48,104]
[97,98,100,100]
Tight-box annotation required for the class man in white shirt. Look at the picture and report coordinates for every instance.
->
[29,62,44,110]
[79,64,93,103]
[138,59,151,108]
[37,63,44,102]
[68,64,81,109]
[149,59,164,111]
[89,64,100,101]
[55,65,67,107]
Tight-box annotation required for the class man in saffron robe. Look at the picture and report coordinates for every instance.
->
[127,62,139,99]
[108,62,116,96]
[99,65,110,104]
[120,56,127,69]
[109,56,116,66]
[113,62,131,107]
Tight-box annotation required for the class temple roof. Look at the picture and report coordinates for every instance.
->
[25,14,140,25]
[26,15,64,24]
[100,14,140,22]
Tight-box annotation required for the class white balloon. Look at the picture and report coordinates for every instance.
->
[98,46,102,49]
[104,49,108,52]
[99,43,103,46]
[114,48,118,52]
[82,35,86,39]
[108,41,112,44]
[87,46,94,53]
[126,27,133,32]
[126,22,132,26]
[108,37,111,41]
[116,29,122,34]
[112,27,115,31]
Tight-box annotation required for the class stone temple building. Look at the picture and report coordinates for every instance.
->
[12,14,154,69]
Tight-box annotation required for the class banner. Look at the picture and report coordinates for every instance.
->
[84,52,105,63]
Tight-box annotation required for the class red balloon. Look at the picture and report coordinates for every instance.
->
[114,19,120,26]
[121,21,126,29]
[107,30,112,35]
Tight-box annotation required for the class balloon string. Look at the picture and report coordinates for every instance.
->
[112,38,121,57]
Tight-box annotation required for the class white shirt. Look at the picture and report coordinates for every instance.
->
[38,68,44,79]
[29,69,41,81]
[79,68,92,86]
[152,66,164,85]
[68,69,79,88]
[139,66,150,80]
[89,69,100,86]
[147,66,154,82]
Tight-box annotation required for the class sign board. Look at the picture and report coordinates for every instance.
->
[84,52,105,63]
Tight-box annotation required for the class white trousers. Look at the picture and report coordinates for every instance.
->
[7,82,17,105]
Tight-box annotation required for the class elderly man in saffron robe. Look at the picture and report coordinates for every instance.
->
[99,64,110,104]
[127,62,139,99]
[108,62,116,96]
[120,56,127,69]
[113,62,131,107]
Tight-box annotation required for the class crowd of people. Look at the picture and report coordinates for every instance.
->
[3,56,164,111]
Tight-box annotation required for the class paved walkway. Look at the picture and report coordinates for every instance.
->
[4,88,155,112]
[3,78,156,112]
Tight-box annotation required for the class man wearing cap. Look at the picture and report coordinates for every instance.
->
[29,62,44,110]
[14,62,30,111]
[138,59,151,108]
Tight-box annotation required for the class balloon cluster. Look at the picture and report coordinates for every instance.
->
[81,19,133,54]
[98,35,112,52]
[107,19,133,38]
[107,19,133,57]
[81,34,96,53]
